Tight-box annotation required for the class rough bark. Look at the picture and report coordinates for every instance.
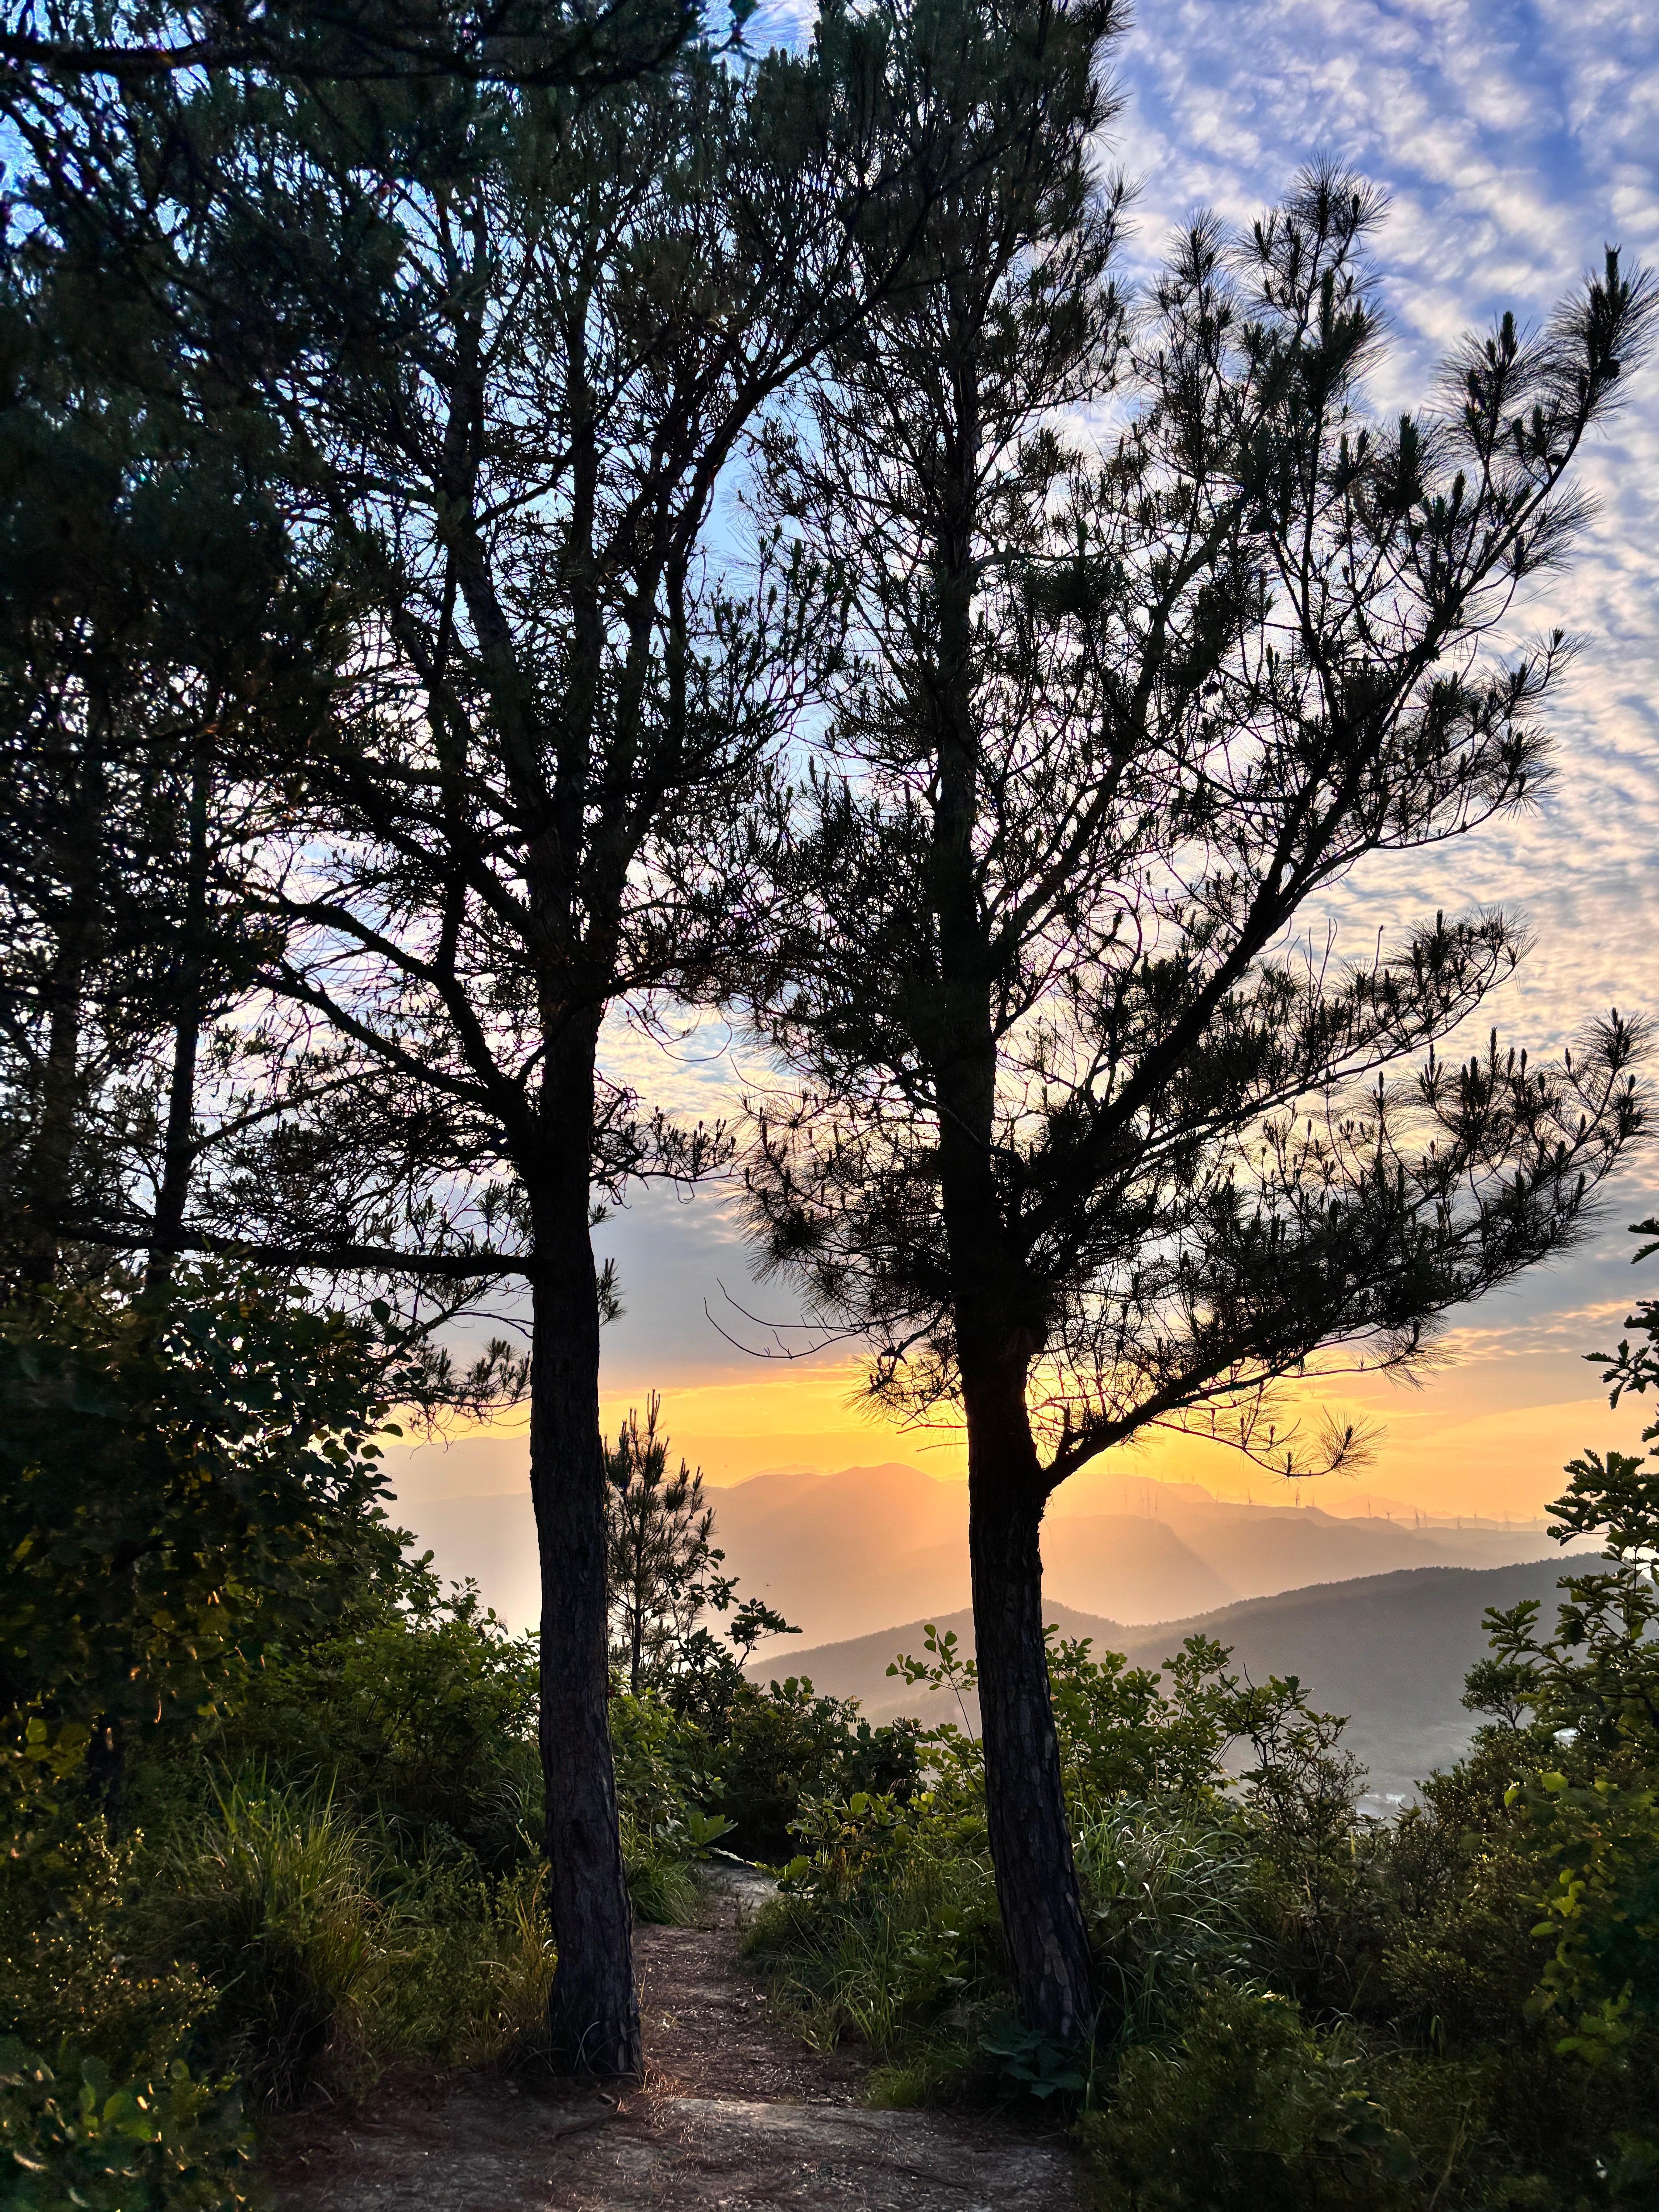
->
[963,1362,1096,2042]
[529,1022,641,2081]
[925,331,1093,2041]
[148,744,209,1284]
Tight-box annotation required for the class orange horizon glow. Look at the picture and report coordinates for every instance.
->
[387,1342,1652,1528]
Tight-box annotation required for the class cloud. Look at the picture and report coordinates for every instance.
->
[579,2,1659,1508]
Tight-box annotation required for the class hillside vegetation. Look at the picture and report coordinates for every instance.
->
[2,0,1656,2200]
[5,1258,1659,2209]
[763,1556,1594,1796]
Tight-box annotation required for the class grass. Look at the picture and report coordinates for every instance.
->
[150,1773,565,2103]
[621,1818,701,1927]
[157,1776,379,2107]
[742,1834,1005,2099]
[740,1798,1263,2111]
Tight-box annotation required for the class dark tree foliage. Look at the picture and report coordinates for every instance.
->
[739,160,1654,2034]
[606,1393,721,1699]
[0,0,696,93]
[0,223,345,1288]
[5,0,989,2073]
[1477,1218,1659,1772]
[606,1394,799,1707]
[0,1264,407,1821]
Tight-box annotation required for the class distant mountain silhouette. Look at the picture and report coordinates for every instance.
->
[756,1555,1588,1802]
[402,1458,1570,1649]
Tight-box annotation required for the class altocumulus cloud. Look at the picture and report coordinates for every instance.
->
[592,0,1659,1376]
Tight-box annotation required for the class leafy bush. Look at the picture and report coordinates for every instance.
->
[0,1792,211,2080]
[209,1577,541,1871]
[0,2039,250,2212]
[1051,1634,1241,1804]
[721,1678,924,1862]
[1082,1987,1415,2212]
[0,1269,408,1797]
[157,1777,378,2107]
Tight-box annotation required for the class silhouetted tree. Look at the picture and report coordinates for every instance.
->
[605,1393,720,1698]
[0,225,342,1288]
[0,0,694,97]
[605,1392,797,1697]
[742,168,1654,2035]
[10,0,987,2073]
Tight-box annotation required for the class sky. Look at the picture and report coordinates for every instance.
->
[388,0,1659,1530]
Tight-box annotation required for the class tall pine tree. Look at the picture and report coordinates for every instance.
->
[740,167,1654,2033]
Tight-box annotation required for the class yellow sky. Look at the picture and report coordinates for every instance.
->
[388,1330,1653,1527]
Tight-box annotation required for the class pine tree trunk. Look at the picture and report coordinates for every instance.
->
[964,1364,1095,2043]
[528,1029,641,2080]
[148,745,209,1285]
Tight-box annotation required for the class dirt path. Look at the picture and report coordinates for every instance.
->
[268,1866,1083,2212]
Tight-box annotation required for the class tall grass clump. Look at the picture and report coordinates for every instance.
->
[744,1788,1005,2102]
[1073,1800,1256,2054]
[159,1777,377,2107]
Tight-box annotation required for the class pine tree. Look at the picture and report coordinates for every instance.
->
[740,168,1654,2035]
[11,0,986,2073]
[0,220,341,1286]
[605,1394,720,1699]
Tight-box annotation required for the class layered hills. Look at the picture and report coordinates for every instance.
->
[403,1456,1570,1648]
[757,1554,1583,1803]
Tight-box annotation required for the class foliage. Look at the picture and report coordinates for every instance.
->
[0,1791,211,2082]
[1082,1987,1415,2212]
[209,1571,539,1870]
[606,1395,726,1698]
[977,2011,1087,2100]
[156,1777,379,2108]
[1511,1770,1659,2064]
[749,1816,1004,2076]
[361,1851,558,2067]
[0,207,342,1288]
[0,2038,251,2212]
[605,1395,800,1710]
[1465,1251,1659,2092]
[1481,1449,1659,1768]
[0,1267,406,1801]
[720,1678,925,1863]
[1049,1636,1241,1805]
[1072,1802,1256,2054]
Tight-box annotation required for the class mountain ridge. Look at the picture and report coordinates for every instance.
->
[750,1554,1585,1803]
[400,1457,1568,1645]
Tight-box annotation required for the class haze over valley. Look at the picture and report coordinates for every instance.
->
[399,1456,1576,1650]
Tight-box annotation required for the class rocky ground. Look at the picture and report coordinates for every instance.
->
[266,1865,1083,2212]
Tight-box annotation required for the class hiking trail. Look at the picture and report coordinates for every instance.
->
[268,1864,1083,2211]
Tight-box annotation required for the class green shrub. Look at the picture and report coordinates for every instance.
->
[1083,1986,1415,2212]
[720,1678,923,1862]
[0,1796,211,2080]
[1051,1635,1240,1805]
[0,1269,408,1795]
[0,2038,250,2212]
[158,1778,378,2107]
[209,1581,541,1872]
